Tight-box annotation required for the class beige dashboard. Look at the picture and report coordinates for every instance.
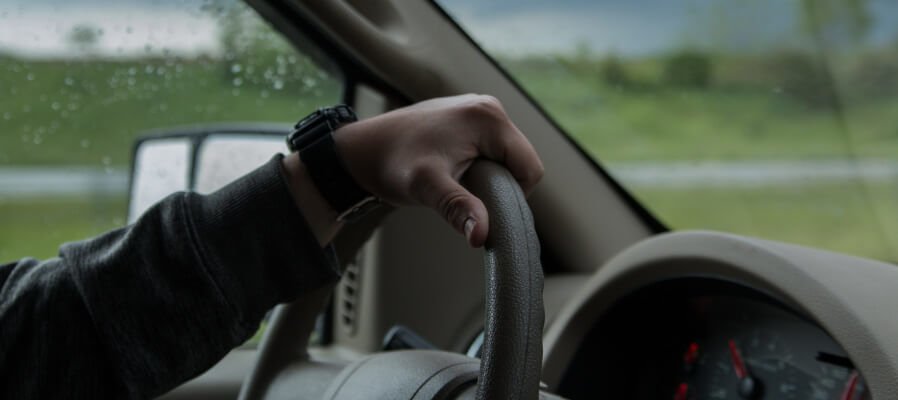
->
[542,230,898,399]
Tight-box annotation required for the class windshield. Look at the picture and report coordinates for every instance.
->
[0,0,340,262]
[437,0,898,263]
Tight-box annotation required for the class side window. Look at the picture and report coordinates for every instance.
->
[0,0,341,263]
[438,0,898,263]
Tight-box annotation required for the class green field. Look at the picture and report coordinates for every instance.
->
[2,51,898,265]
[500,53,898,263]
[632,182,898,262]
[0,55,340,261]
[0,196,127,261]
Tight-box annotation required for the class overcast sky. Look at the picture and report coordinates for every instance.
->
[438,0,898,56]
[1,0,897,59]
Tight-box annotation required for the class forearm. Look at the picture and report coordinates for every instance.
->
[0,155,339,398]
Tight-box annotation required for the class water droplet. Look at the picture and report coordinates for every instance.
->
[68,103,78,111]
[81,139,90,148]
[102,156,111,165]
[33,135,42,144]
[2,112,10,120]
[128,67,137,75]
[22,105,31,112]
[231,64,242,73]
[145,65,154,74]
[64,77,74,86]
[273,80,284,90]
[26,73,34,81]
[51,102,61,111]
[232,77,243,86]
[260,90,269,98]
[231,88,240,96]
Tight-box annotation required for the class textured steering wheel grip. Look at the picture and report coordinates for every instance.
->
[462,160,545,400]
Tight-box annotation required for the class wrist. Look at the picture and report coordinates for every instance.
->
[281,152,344,246]
[287,105,379,222]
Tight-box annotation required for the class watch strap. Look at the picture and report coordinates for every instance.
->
[299,132,377,221]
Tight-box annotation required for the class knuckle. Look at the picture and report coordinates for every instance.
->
[460,95,504,122]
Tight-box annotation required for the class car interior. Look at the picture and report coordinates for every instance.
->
[2,0,897,399]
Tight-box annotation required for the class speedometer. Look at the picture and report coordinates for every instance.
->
[672,299,867,400]
[555,279,871,400]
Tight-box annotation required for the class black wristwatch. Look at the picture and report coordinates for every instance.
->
[287,105,379,222]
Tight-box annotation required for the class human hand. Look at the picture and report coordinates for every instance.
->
[334,94,543,247]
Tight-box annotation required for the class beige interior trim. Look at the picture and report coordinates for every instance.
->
[542,230,898,398]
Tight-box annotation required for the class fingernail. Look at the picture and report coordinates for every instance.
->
[464,218,475,242]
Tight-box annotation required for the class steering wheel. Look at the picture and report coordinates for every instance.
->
[239,160,545,399]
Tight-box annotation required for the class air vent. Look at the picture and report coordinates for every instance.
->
[339,263,361,334]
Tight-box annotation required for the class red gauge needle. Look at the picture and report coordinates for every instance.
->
[674,382,689,400]
[728,339,748,379]
[840,371,859,400]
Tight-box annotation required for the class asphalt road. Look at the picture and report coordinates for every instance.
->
[1,159,897,198]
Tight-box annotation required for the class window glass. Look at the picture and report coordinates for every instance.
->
[0,0,341,263]
[438,0,898,263]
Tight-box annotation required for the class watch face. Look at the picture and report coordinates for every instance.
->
[288,106,357,152]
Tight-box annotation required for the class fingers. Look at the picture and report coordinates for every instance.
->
[412,166,489,247]
[465,96,544,195]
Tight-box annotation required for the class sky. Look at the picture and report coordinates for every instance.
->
[438,0,898,56]
[0,0,224,58]
[1,0,896,59]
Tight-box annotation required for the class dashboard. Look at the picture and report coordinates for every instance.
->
[556,279,867,399]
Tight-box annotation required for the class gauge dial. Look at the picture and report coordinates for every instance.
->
[674,313,867,399]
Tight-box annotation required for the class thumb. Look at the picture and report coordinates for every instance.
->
[417,172,489,247]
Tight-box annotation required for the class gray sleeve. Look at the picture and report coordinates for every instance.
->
[0,155,340,399]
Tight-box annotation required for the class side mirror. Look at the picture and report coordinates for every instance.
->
[128,124,290,223]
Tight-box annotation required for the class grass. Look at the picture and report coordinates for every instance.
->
[0,56,340,167]
[502,56,898,163]
[498,54,898,263]
[630,182,898,263]
[0,196,127,261]
[1,52,897,267]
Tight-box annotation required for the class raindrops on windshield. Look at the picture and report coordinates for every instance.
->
[0,0,340,260]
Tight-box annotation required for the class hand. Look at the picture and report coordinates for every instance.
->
[334,94,543,247]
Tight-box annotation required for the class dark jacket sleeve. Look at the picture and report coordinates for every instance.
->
[0,155,340,399]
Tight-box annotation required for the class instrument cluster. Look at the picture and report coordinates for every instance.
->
[556,279,867,399]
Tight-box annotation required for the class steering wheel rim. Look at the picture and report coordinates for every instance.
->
[463,159,545,399]
[239,160,544,400]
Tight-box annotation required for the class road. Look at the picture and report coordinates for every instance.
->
[0,160,897,198]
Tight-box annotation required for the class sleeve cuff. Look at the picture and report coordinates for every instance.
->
[186,154,340,326]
